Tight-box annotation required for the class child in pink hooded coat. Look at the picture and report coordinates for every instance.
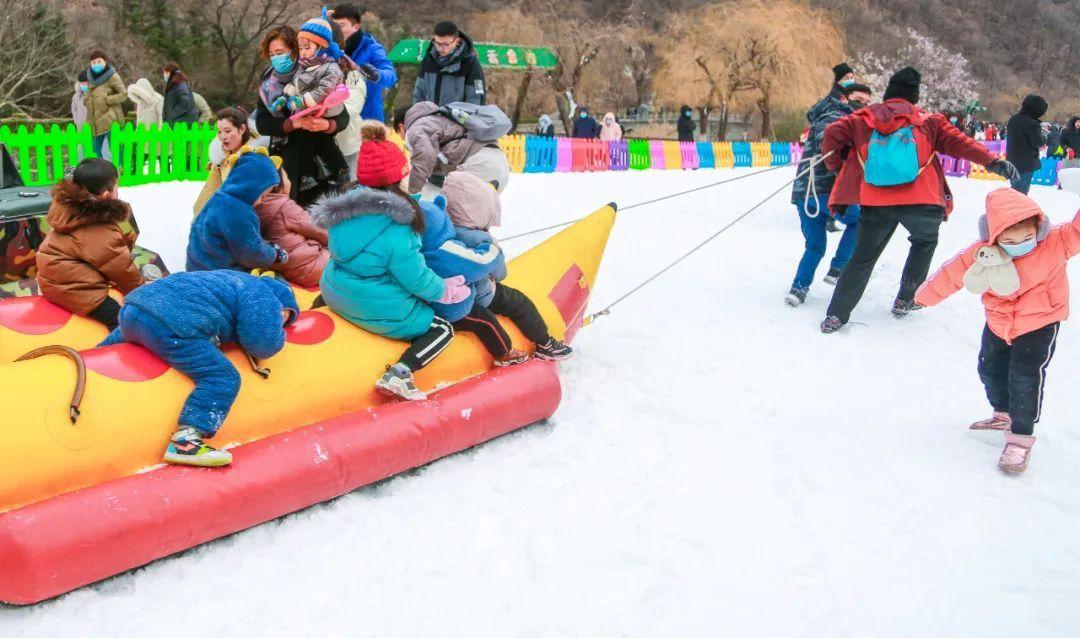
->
[915,187,1080,473]
[255,170,330,288]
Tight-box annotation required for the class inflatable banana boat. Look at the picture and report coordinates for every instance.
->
[0,204,615,604]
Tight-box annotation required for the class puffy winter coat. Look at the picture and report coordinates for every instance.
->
[71,83,88,130]
[255,192,329,288]
[676,107,696,143]
[822,99,997,216]
[404,101,486,194]
[791,94,854,206]
[335,70,369,158]
[412,31,485,107]
[193,92,213,123]
[599,113,622,142]
[84,66,127,137]
[1006,95,1047,174]
[105,270,299,360]
[289,59,345,117]
[915,188,1080,343]
[454,226,506,308]
[573,110,601,139]
[163,74,200,125]
[126,78,164,127]
[186,152,281,272]
[311,187,446,339]
[36,180,143,315]
[1061,118,1080,156]
[418,196,502,321]
[344,31,398,122]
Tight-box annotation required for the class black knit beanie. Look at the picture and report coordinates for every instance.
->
[832,62,854,83]
[883,66,921,104]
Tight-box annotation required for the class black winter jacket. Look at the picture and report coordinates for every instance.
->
[412,32,486,106]
[1061,118,1080,156]
[1005,95,1047,173]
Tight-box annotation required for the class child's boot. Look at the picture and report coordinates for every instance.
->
[820,315,844,334]
[376,363,427,401]
[494,349,530,367]
[164,426,233,467]
[823,268,842,285]
[970,411,1011,430]
[534,337,573,361]
[785,287,807,307]
[999,432,1035,473]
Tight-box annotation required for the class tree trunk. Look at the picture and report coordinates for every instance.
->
[554,89,573,135]
[717,102,729,141]
[758,94,771,140]
[509,71,534,134]
[697,106,710,141]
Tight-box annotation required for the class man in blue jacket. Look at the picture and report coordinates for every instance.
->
[101,271,300,467]
[331,4,398,122]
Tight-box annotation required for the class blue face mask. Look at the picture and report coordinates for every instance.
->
[270,53,295,74]
[580,112,587,119]
[90,63,105,74]
[840,79,854,88]
[999,237,1037,258]
[79,84,89,94]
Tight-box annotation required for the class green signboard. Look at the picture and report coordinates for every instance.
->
[388,39,558,70]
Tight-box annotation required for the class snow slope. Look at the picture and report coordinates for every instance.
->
[3,169,1079,637]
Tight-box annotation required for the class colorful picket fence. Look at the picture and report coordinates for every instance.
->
[4,123,1065,189]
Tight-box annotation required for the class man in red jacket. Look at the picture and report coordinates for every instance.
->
[818,67,1018,333]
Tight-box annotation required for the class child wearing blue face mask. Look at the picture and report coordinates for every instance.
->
[915,187,1080,473]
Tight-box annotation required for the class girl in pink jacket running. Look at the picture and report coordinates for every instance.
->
[915,187,1080,473]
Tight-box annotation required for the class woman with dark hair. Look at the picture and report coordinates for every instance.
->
[161,62,200,125]
[255,25,351,206]
[83,49,127,158]
[193,107,266,215]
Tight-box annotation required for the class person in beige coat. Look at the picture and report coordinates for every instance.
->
[126,78,164,127]
[83,50,128,158]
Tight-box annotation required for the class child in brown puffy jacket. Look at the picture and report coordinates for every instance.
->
[255,169,330,288]
[36,159,144,329]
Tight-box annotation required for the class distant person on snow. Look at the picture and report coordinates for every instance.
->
[161,62,200,125]
[914,184,1080,473]
[537,114,555,137]
[819,66,1019,333]
[1061,117,1080,160]
[83,50,127,159]
[330,3,398,122]
[676,106,696,142]
[72,71,89,132]
[785,82,872,307]
[829,62,855,100]
[599,112,623,142]
[100,271,300,468]
[413,21,486,106]
[573,107,601,139]
[1005,94,1048,195]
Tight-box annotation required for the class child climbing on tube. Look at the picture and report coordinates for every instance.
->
[100,271,299,467]
[36,158,145,330]
[914,184,1080,473]
[441,171,573,363]
[310,122,471,401]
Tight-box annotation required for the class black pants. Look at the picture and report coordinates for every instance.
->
[454,284,549,357]
[978,322,1059,435]
[398,317,454,372]
[826,204,944,322]
[87,296,122,331]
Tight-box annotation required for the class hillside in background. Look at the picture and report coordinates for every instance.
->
[2,0,1078,134]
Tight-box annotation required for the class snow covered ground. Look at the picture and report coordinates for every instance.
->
[3,169,1080,636]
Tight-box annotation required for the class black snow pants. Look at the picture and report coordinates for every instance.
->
[978,322,1060,436]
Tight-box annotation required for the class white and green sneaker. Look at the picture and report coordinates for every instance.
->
[376,364,427,401]
[164,427,233,467]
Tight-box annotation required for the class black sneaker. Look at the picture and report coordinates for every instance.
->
[534,337,573,361]
[826,219,841,233]
[784,287,808,307]
[891,298,922,318]
[823,268,842,285]
[820,315,845,334]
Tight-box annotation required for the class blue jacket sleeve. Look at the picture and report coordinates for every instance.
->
[235,285,287,360]
[224,208,279,269]
[368,41,398,90]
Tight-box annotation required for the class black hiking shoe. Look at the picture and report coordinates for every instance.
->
[820,315,845,334]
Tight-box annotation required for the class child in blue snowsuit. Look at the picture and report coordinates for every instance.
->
[187,150,288,272]
[440,171,572,363]
[100,270,299,467]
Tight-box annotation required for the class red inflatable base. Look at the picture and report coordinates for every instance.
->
[0,361,561,605]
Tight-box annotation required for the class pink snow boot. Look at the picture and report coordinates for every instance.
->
[970,411,1011,430]
[998,432,1035,474]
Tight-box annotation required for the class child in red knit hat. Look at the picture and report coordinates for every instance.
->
[311,122,471,400]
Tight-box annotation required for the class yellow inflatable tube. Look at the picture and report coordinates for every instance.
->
[0,205,615,513]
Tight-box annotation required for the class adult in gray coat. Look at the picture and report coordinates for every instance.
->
[412,21,485,107]
[403,101,509,198]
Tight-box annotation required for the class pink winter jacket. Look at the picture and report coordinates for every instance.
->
[254,192,330,288]
[915,188,1080,343]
